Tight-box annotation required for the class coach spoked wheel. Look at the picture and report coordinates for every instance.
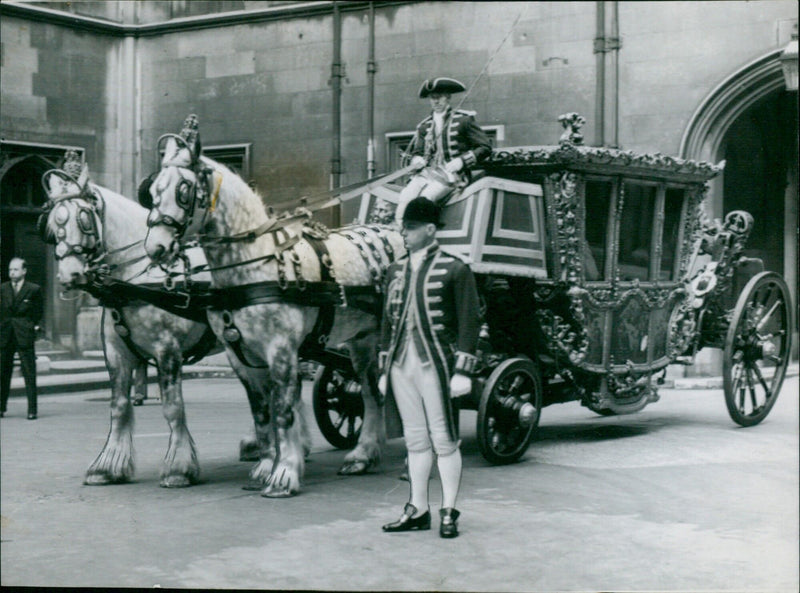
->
[477,357,542,464]
[312,365,364,449]
[723,271,792,427]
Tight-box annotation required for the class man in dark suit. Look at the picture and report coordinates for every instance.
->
[1,257,44,419]
[378,198,482,538]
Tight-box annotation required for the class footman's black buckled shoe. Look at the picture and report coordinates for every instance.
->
[382,503,431,532]
[439,508,460,538]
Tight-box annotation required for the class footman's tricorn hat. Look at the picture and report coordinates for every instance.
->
[403,197,444,228]
[418,77,466,98]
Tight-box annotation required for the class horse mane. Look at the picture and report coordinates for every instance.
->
[199,155,268,205]
[91,184,149,231]
[198,155,273,227]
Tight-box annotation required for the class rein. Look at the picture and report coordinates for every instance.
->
[84,274,382,321]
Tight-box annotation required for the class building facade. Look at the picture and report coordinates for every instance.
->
[1,1,797,367]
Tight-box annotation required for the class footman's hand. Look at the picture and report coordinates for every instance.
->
[378,374,388,396]
[449,373,472,398]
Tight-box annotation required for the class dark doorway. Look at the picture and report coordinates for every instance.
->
[721,90,795,275]
[1,153,61,343]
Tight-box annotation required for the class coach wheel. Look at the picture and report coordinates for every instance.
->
[723,272,792,427]
[476,357,542,465]
[312,365,364,449]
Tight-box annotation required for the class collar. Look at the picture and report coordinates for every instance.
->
[411,241,439,260]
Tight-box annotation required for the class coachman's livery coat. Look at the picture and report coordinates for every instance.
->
[408,106,492,177]
[379,242,482,441]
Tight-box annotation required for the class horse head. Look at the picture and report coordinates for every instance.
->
[41,164,104,288]
[145,115,210,266]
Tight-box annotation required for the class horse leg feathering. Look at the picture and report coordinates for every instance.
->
[85,312,136,485]
[156,343,200,488]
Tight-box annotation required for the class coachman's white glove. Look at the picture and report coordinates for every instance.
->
[449,373,472,399]
[444,157,464,174]
[410,156,426,171]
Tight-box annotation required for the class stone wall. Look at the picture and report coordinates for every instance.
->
[132,1,796,203]
[1,15,123,190]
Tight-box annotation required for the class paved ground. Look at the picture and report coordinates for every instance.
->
[1,375,797,591]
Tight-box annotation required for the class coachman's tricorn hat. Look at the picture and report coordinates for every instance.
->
[402,197,444,228]
[418,77,466,98]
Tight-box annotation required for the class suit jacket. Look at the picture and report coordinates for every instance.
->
[1,280,44,348]
[409,107,492,170]
[379,243,481,439]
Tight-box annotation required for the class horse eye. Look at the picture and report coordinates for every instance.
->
[55,204,70,224]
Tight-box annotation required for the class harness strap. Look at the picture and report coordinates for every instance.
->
[209,281,364,311]
[196,208,311,247]
[85,277,211,324]
[108,307,153,363]
[300,237,337,357]
[87,275,381,318]
[103,288,218,365]
[182,324,220,365]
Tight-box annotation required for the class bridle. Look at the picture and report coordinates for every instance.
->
[40,170,145,278]
[145,134,304,272]
[146,133,214,241]
[40,170,104,262]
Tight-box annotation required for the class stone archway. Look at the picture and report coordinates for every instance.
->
[0,152,80,349]
[680,48,798,362]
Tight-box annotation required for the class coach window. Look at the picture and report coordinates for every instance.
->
[659,188,685,281]
[618,182,657,281]
[584,179,613,280]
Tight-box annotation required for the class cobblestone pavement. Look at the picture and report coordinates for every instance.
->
[1,375,797,591]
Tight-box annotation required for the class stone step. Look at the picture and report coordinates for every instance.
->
[9,363,236,396]
[49,359,109,374]
[37,349,74,361]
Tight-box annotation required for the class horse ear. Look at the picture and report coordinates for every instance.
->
[161,136,194,168]
[42,171,60,199]
[138,173,155,209]
[36,209,55,245]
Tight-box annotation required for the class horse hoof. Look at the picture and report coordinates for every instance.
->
[84,473,129,486]
[160,475,194,488]
[261,486,298,498]
[338,460,369,475]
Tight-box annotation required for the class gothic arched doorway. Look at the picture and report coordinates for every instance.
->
[680,49,798,360]
[0,146,84,349]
